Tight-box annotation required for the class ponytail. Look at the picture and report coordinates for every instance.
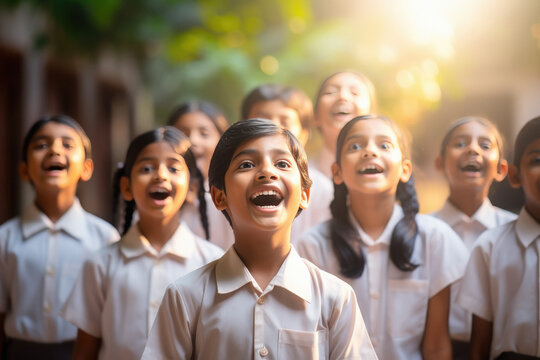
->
[112,165,136,236]
[389,176,419,271]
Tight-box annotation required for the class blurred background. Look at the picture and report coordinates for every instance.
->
[0,0,539,224]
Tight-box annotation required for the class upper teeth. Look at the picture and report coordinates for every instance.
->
[362,165,378,171]
[251,190,279,199]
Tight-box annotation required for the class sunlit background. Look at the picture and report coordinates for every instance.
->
[1,0,539,223]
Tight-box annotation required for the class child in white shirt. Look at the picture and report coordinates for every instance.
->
[0,115,119,360]
[457,116,540,359]
[61,127,223,359]
[142,119,377,359]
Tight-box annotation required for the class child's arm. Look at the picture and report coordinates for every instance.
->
[72,329,101,360]
[469,315,492,360]
[421,285,452,360]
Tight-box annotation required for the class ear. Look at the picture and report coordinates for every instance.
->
[400,159,413,183]
[120,176,134,201]
[210,185,227,211]
[493,159,508,182]
[19,162,31,182]
[434,155,444,172]
[331,162,344,185]
[507,164,522,189]
[299,187,310,210]
[79,159,94,182]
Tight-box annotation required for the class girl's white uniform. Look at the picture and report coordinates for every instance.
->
[0,199,119,343]
[296,204,469,360]
[432,199,517,342]
[60,221,223,360]
[457,208,540,359]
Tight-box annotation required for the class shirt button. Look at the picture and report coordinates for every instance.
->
[370,292,379,299]
[43,304,52,312]
[259,346,269,357]
[46,267,54,276]
[151,301,160,308]
[257,297,265,305]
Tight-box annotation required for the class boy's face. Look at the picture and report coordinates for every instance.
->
[509,137,540,220]
[211,134,309,233]
[20,122,93,193]
[248,100,308,146]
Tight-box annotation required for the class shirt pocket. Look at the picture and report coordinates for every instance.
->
[278,329,328,360]
[386,278,429,338]
[59,262,83,304]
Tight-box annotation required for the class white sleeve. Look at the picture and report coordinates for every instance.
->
[142,283,193,360]
[0,230,8,313]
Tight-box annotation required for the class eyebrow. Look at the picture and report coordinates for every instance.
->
[31,135,76,142]
[135,156,182,163]
[232,147,291,161]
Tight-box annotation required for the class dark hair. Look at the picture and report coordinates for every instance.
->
[314,71,377,118]
[208,118,312,226]
[241,84,314,131]
[167,100,229,135]
[513,116,540,168]
[330,115,419,278]
[112,126,209,238]
[440,116,505,159]
[22,114,92,162]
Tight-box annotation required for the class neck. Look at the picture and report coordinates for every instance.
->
[349,191,396,240]
[447,186,488,217]
[233,227,292,291]
[34,189,76,223]
[137,214,180,252]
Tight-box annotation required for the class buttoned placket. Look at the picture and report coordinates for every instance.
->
[43,228,59,339]
[367,243,383,350]
[148,255,168,334]
[254,290,269,359]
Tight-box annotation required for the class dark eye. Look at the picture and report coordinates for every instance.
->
[34,142,48,150]
[380,142,392,150]
[140,165,153,173]
[479,142,492,150]
[63,142,74,150]
[276,160,291,169]
[348,142,362,151]
[238,161,254,169]
[169,166,181,174]
[453,140,466,148]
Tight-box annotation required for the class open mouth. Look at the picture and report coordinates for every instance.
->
[149,189,171,201]
[460,163,482,173]
[250,190,283,208]
[358,164,383,175]
[44,163,67,171]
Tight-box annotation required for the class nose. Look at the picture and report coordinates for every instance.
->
[362,142,379,158]
[257,161,279,181]
[338,87,353,101]
[466,141,481,155]
[155,163,169,181]
[49,139,63,156]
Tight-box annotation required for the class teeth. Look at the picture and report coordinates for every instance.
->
[251,190,279,199]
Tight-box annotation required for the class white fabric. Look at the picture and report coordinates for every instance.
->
[432,199,517,341]
[457,208,540,359]
[0,199,119,342]
[142,246,378,360]
[295,205,469,360]
[60,221,223,360]
[310,147,335,180]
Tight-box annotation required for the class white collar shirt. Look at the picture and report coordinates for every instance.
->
[60,221,223,360]
[296,204,468,360]
[311,147,335,180]
[457,208,540,359]
[142,246,377,360]
[0,199,119,342]
[432,199,517,341]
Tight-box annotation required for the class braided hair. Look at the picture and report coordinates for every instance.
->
[330,115,419,278]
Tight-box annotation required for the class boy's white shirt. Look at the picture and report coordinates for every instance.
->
[457,208,540,359]
[296,204,469,360]
[0,198,119,342]
[432,198,518,342]
[142,246,378,360]
[60,221,223,360]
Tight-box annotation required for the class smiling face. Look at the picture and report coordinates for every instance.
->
[211,134,309,233]
[172,111,222,180]
[437,120,506,194]
[121,141,190,222]
[315,72,375,154]
[509,137,540,221]
[20,122,93,194]
[333,118,411,197]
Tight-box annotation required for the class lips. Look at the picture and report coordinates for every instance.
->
[43,161,67,172]
[460,162,482,173]
[250,189,283,208]
[149,188,172,201]
[357,164,384,175]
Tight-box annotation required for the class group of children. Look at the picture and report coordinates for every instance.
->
[0,70,538,360]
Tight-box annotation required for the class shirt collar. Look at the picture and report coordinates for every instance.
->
[120,221,197,259]
[22,198,87,241]
[216,246,312,303]
[516,207,540,249]
[436,199,497,229]
[348,203,403,246]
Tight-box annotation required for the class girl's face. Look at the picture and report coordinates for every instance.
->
[212,134,309,232]
[315,73,374,154]
[437,121,506,192]
[172,111,222,179]
[121,141,190,221]
[20,122,93,192]
[333,119,411,196]
[248,100,308,146]
[509,137,540,220]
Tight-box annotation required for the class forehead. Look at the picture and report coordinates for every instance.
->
[136,141,184,161]
[324,73,368,89]
[250,100,298,116]
[174,111,214,129]
[232,134,293,157]
[448,120,495,140]
[31,122,82,142]
[346,119,398,141]
[522,138,540,157]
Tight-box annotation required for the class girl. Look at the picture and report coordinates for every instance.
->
[312,71,377,179]
[432,116,517,357]
[142,119,377,359]
[296,115,469,359]
[167,101,234,249]
[60,127,224,360]
[0,115,119,360]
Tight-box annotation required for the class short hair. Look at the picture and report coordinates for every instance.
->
[208,118,312,225]
[241,84,313,130]
[167,100,229,135]
[513,116,540,167]
[22,115,92,162]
